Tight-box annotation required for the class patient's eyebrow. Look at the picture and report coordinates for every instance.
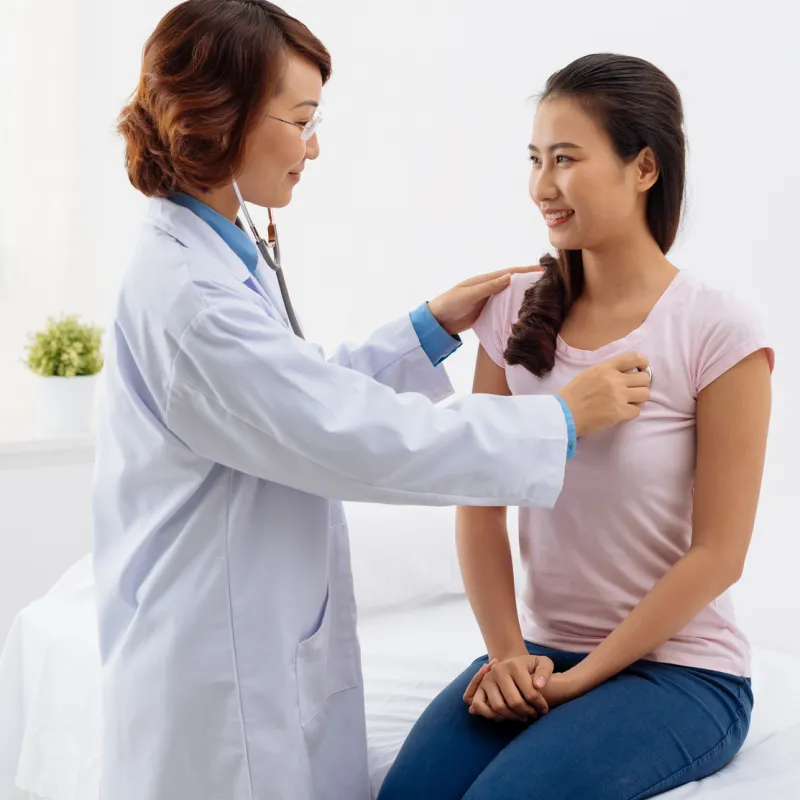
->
[528,142,584,152]
[291,100,319,109]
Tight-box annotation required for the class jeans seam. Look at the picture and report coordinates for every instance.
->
[629,683,747,800]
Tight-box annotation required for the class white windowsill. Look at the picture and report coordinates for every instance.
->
[0,434,95,468]
[0,411,96,470]
[0,431,95,468]
[0,352,98,468]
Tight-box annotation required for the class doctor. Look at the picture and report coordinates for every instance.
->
[92,1,651,799]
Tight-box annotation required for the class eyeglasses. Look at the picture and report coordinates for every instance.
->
[267,106,322,142]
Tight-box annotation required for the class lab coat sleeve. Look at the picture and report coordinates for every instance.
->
[165,300,568,507]
[326,315,454,403]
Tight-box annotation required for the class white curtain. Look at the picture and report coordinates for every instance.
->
[0,0,82,394]
[0,0,163,419]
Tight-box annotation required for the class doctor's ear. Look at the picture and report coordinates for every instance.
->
[636,147,660,193]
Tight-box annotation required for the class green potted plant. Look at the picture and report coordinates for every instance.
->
[25,315,104,435]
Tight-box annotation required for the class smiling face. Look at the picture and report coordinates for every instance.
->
[528,95,657,252]
[234,53,323,209]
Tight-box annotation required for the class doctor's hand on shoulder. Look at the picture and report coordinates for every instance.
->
[427,265,544,335]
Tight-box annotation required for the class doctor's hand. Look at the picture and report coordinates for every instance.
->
[427,266,543,336]
[558,352,651,438]
[463,654,554,723]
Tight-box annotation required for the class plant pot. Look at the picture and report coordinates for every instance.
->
[31,373,99,436]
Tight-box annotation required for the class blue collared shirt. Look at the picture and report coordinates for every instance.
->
[167,193,575,459]
[170,192,259,274]
[409,303,462,367]
[554,395,577,460]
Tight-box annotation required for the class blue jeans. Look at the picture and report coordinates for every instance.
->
[377,643,753,800]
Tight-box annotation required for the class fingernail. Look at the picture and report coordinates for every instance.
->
[535,677,546,688]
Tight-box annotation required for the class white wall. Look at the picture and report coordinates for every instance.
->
[0,1,798,647]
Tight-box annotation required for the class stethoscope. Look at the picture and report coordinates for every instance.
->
[232,179,304,339]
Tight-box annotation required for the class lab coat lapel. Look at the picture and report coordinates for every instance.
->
[147,198,292,331]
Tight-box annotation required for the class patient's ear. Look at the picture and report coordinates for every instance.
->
[636,146,659,193]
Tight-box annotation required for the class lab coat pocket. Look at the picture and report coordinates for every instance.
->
[296,579,361,738]
[296,588,333,729]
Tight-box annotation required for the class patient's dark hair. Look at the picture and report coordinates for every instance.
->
[504,53,686,377]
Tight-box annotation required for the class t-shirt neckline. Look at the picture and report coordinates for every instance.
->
[555,270,685,364]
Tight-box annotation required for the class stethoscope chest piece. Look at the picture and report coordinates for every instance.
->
[628,364,653,385]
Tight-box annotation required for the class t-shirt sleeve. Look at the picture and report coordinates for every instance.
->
[693,289,775,394]
[473,272,540,368]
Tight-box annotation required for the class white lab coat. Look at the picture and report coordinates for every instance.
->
[92,198,569,800]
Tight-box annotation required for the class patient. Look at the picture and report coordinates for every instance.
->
[377,54,774,800]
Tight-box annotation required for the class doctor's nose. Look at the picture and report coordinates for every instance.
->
[305,133,320,161]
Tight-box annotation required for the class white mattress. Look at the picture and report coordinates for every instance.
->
[360,599,800,798]
[2,556,800,800]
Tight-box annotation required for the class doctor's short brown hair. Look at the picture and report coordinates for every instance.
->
[117,0,331,197]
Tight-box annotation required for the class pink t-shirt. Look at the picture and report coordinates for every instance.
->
[473,270,774,676]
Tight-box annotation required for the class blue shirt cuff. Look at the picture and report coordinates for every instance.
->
[554,395,577,460]
[409,302,462,366]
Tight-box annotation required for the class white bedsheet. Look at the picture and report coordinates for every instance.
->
[2,556,800,800]
[360,599,800,798]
